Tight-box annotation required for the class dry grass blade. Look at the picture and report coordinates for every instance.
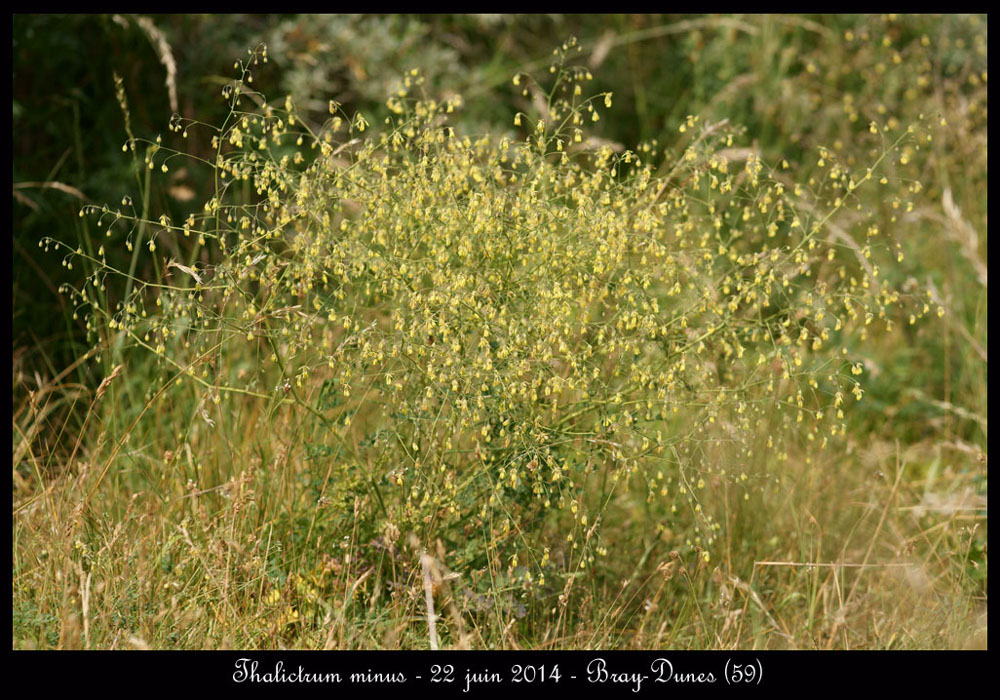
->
[134,16,179,114]
[13,181,88,201]
[165,259,203,285]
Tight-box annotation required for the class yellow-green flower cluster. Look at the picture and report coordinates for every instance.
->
[54,42,931,590]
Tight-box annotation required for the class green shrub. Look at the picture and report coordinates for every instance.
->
[48,38,939,638]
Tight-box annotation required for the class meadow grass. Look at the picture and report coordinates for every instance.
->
[13,15,986,650]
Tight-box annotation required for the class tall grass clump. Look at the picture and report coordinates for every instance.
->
[40,38,942,647]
